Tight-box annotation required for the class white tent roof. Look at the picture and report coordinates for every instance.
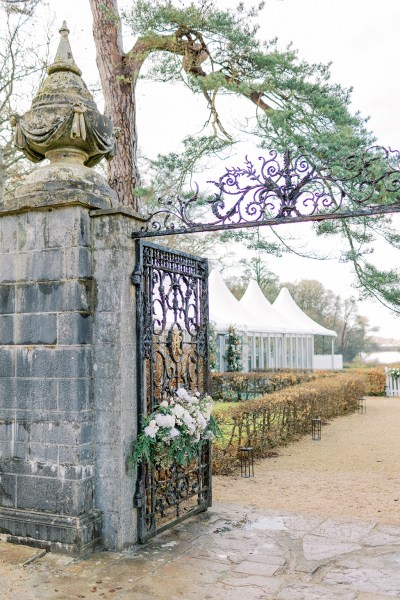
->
[273,287,337,337]
[240,280,305,334]
[208,270,266,332]
[209,273,337,337]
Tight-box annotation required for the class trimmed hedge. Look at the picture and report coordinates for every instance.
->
[213,372,366,474]
[351,368,385,395]
[210,369,334,401]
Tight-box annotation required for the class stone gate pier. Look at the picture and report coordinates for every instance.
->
[0,24,143,555]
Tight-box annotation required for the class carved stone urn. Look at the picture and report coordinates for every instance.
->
[9,21,117,209]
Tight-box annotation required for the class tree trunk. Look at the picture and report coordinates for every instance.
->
[89,0,141,210]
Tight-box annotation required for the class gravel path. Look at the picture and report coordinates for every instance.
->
[214,397,400,525]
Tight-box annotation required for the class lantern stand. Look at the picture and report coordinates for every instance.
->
[311,417,321,441]
[239,447,254,478]
[359,396,366,414]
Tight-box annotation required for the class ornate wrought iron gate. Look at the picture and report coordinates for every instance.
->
[130,145,400,543]
[133,241,211,543]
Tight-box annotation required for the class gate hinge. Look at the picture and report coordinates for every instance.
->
[133,480,143,508]
[131,268,142,286]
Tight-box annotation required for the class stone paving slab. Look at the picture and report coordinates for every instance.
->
[311,516,376,542]
[302,534,362,560]
[363,525,400,547]
[322,567,400,597]
[2,503,400,598]
[276,583,357,600]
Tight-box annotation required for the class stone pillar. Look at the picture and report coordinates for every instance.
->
[0,23,143,555]
[0,204,102,554]
[90,208,143,550]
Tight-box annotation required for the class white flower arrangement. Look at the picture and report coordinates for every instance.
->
[390,367,400,380]
[131,388,220,467]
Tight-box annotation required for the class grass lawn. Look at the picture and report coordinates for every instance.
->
[214,400,243,412]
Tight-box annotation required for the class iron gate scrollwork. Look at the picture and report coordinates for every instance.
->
[132,146,400,239]
[133,241,211,543]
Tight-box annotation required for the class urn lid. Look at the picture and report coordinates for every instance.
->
[11,22,115,168]
[47,21,82,77]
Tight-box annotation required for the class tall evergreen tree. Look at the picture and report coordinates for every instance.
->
[88,0,372,208]
[86,1,400,313]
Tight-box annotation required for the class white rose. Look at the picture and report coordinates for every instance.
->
[167,427,180,439]
[166,414,176,428]
[183,411,194,426]
[144,424,159,439]
[197,414,207,431]
[181,411,195,434]
[155,413,176,428]
[160,400,168,408]
[176,388,189,401]
[173,404,185,418]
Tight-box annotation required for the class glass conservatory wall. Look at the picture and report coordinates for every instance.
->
[216,332,318,372]
[247,334,282,370]
[255,336,261,369]
[263,337,269,368]
[247,336,253,371]
[285,337,290,367]
[277,337,283,367]
[216,334,226,372]
[270,337,275,368]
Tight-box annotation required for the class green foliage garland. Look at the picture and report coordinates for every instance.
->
[208,320,218,372]
[225,325,242,372]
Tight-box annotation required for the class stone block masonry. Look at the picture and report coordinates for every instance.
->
[0,206,101,555]
[0,22,142,555]
[0,203,143,555]
[90,210,139,550]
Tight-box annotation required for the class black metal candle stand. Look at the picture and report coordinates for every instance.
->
[311,417,322,441]
[239,446,254,478]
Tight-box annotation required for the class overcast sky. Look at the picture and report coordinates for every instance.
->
[45,0,400,339]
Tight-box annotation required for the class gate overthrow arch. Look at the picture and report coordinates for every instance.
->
[132,146,400,239]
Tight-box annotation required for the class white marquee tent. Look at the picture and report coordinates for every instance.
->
[209,271,341,371]
[273,288,337,337]
[208,270,261,333]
